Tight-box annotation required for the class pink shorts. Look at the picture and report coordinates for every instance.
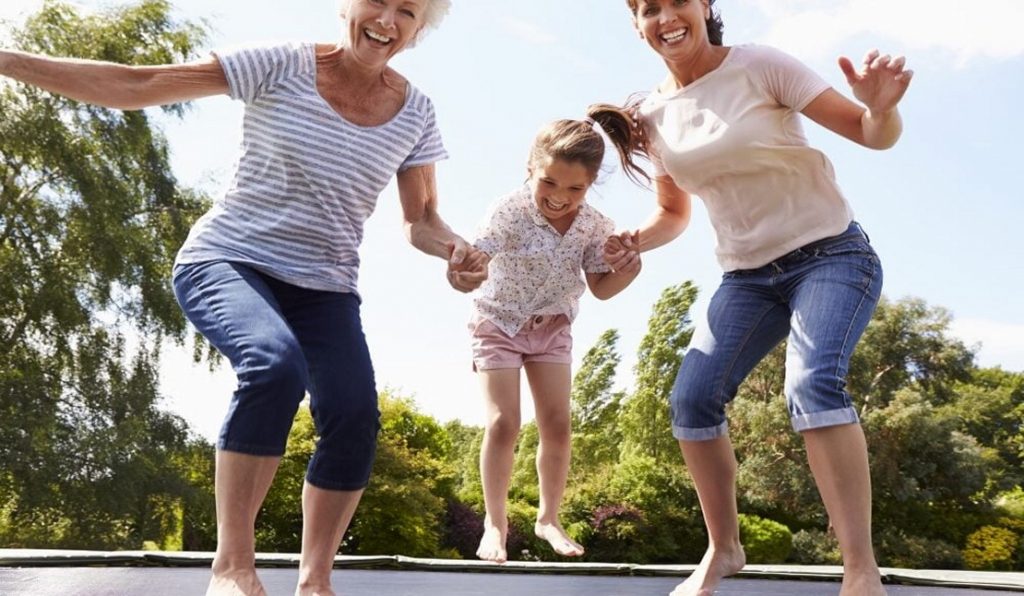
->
[470,314,573,371]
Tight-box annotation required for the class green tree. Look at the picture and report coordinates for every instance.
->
[940,368,1024,489]
[848,297,975,411]
[570,329,625,477]
[620,282,698,461]
[0,0,211,549]
[258,394,454,557]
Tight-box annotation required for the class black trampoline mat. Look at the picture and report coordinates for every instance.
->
[2,568,1019,596]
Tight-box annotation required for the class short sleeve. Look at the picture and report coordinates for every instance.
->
[212,42,312,105]
[400,95,449,171]
[752,45,831,111]
[581,212,616,274]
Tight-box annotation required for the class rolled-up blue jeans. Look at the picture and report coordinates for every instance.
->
[172,261,379,490]
[671,221,883,441]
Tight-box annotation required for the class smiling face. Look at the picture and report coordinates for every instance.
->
[345,0,427,65]
[528,157,593,227]
[632,0,712,61]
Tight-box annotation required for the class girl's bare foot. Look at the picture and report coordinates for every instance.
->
[670,545,745,596]
[476,522,508,563]
[206,569,267,596]
[534,521,584,557]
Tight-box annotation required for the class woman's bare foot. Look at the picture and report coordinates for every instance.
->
[670,545,745,596]
[534,521,584,557]
[839,570,886,596]
[206,569,267,596]
[295,583,335,596]
[476,522,508,563]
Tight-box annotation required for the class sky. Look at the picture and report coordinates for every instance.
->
[2,1,1023,442]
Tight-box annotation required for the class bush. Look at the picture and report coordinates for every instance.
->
[738,514,792,563]
[964,525,1020,571]
[790,529,841,565]
[876,528,963,569]
[996,488,1024,519]
[506,500,545,561]
[439,500,482,559]
[582,503,648,564]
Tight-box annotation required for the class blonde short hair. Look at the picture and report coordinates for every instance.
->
[338,0,451,47]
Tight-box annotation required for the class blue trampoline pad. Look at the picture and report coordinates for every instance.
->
[2,568,1020,596]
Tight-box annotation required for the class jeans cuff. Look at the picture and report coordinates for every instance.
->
[790,407,860,433]
[672,420,729,441]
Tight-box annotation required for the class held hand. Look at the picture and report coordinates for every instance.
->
[446,239,489,293]
[838,49,913,115]
[604,230,641,274]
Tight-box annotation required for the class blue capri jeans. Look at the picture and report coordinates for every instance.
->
[172,261,380,490]
[671,222,883,441]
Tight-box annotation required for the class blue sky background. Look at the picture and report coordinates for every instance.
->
[3,1,1023,441]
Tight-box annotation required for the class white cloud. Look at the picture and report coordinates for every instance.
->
[950,317,1024,372]
[747,0,1024,67]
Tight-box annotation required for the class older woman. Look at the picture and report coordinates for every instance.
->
[0,1,485,595]
[607,1,913,595]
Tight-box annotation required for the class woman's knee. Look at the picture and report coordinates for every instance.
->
[239,340,308,402]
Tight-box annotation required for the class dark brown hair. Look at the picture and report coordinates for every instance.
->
[528,103,650,186]
[626,0,725,46]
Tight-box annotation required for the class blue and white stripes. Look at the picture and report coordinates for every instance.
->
[175,42,448,293]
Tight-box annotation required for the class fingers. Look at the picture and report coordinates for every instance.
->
[862,48,880,67]
[869,53,892,72]
[447,247,489,292]
[614,251,642,274]
[838,56,860,86]
[447,238,467,266]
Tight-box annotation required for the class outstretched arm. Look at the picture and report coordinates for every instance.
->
[802,49,913,150]
[0,49,228,110]
[397,164,488,293]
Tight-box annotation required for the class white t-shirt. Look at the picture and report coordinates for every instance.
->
[175,42,448,293]
[471,187,614,337]
[640,44,854,271]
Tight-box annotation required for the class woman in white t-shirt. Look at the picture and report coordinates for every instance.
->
[606,1,913,595]
[0,1,488,595]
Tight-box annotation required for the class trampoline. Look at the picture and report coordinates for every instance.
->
[2,551,1022,595]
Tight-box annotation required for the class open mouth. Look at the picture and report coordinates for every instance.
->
[544,198,568,213]
[660,27,688,44]
[364,29,393,45]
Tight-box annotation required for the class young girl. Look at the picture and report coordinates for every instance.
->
[469,105,646,563]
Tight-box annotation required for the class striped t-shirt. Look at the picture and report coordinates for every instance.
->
[175,42,448,293]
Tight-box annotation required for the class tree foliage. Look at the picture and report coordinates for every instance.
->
[620,282,698,461]
[0,0,212,550]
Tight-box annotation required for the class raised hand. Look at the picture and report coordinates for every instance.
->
[838,49,913,114]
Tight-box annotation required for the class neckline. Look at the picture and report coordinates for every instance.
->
[658,45,735,96]
[310,44,411,130]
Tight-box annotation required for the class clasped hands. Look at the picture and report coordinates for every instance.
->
[446,238,489,293]
[604,230,641,274]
